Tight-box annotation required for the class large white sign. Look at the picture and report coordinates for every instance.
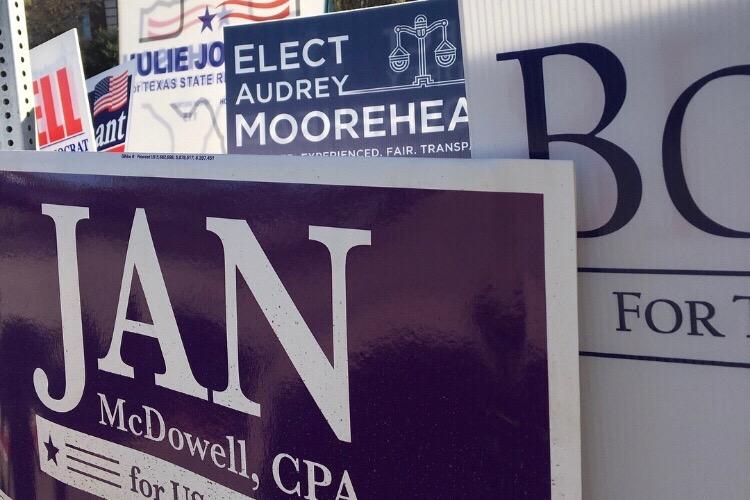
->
[119,0,325,153]
[30,30,96,152]
[459,0,750,498]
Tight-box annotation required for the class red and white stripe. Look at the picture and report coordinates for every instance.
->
[145,0,292,38]
[93,72,129,117]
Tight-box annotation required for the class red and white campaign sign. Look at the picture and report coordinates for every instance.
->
[30,30,96,152]
[87,62,136,152]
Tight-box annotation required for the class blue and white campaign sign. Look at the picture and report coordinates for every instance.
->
[86,62,136,152]
[459,0,750,498]
[118,0,325,154]
[225,0,471,158]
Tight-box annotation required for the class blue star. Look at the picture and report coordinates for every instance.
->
[217,4,231,28]
[198,6,216,33]
[44,435,59,465]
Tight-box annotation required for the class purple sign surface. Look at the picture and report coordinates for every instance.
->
[0,153,580,499]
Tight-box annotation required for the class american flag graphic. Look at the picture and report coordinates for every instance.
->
[91,72,129,117]
[144,0,292,39]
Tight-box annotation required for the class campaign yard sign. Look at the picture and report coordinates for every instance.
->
[30,30,96,152]
[87,62,136,152]
[0,152,580,499]
[225,0,471,158]
[119,0,325,154]
[457,0,750,498]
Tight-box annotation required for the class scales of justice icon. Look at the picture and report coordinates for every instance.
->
[388,14,458,86]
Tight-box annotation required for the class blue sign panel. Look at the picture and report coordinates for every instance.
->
[225,0,471,158]
[87,64,134,152]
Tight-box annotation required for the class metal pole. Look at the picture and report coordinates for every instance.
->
[0,0,35,151]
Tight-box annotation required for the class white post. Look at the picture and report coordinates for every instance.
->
[0,0,35,150]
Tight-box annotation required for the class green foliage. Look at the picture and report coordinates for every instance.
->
[25,0,118,77]
[80,27,118,78]
[25,0,90,48]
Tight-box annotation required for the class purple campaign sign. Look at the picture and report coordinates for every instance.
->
[0,153,580,499]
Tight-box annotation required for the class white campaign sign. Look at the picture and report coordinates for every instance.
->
[30,30,96,152]
[118,0,325,154]
[459,0,750,498]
